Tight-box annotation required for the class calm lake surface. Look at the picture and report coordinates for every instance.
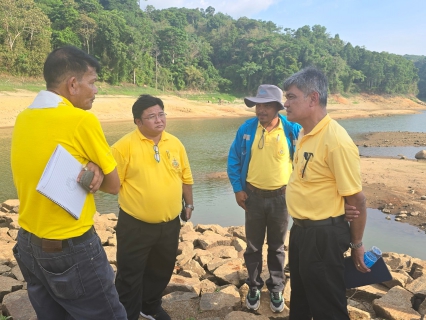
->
[1,111,426,258]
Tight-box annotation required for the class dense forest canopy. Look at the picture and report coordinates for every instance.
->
[0,0,425,97]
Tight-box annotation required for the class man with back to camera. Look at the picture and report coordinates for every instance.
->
[111,94,194,320]
[10,46,127,319]
[227,84,301,313]
[283,66,368,320]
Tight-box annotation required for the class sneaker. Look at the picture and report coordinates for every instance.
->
[270,291,284,313]
[140,307,171,320]
[246,287,261,311]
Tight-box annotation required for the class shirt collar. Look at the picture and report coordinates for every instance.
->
[28,90,70,109]
[135,129,169,142]
[302,114,331,137]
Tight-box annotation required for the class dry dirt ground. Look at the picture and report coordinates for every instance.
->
[2,90,426,229]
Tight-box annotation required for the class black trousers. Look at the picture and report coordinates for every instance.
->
[289,221,351,320]
[115,209,180,320]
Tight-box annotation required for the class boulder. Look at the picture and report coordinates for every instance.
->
[164,274,201,295]
[227,226,246,242]
[224,311,269,319]
[1,200,20,211]
[382,270,413,289]
[196,224,230,237]
[347,305,371,320]
[406,275,426,295]
[346,283,389,302]
[198,231,232,249]
[103,246,117,265]
[213,259,247,286]
[207,246,238,259]
[414,150,426,159]
[373,286,420,319]
[0,275,23,302]
[162,291,200,320]
[2,290,36,319]
[199,285,240,312]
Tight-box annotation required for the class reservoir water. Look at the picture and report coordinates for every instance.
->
[1,111,426,258]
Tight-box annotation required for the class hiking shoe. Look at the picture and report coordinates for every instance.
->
[246,287,261,310]
[270,291,284,313]
[140,307,171,320]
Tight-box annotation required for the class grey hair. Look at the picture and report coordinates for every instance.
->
[283,67,328,107]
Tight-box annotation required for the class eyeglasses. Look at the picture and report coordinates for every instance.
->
[153,145,160,163]
[258,128,266,149]
[302,152,313,178]
[143,113,167,122]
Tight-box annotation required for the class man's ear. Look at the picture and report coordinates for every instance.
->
[67,76,78,96]
[135,118,142,127]
[309,91,320,106]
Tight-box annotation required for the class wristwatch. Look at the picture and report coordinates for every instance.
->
[185,204,195,211]
[350,241,363,249]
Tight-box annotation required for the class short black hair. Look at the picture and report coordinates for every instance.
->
[43,46,101,89]
[132,94,165,124]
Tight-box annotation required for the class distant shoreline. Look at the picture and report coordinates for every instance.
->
[0,90,425,129]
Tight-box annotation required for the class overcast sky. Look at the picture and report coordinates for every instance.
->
[141,0,426,56]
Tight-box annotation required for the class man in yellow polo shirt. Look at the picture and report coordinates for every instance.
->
[283,67,368,320]
[11,46,126,319]
[111,94,194,320]
[227,85,301,313]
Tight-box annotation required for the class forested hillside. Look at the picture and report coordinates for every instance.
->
[0,0,424,97]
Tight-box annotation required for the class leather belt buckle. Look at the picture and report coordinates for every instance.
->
[41,239,63,253]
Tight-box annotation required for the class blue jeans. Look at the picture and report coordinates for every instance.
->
[13,228,127,320]
[244,189,289,292]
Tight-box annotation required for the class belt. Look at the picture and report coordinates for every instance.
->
[23,226,95,253]
[246,182,286,198]
[293,215,346,228]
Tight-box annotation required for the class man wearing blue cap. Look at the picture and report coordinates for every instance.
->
[227,84,301,313]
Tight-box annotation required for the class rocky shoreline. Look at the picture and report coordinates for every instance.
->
[1,199,426,320]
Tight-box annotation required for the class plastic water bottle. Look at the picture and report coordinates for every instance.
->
[363,246,382,268]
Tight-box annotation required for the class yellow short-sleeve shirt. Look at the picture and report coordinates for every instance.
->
[111,129,193,223]
[11,92,116,239]
[286,115,362,220]
[246,120,292,190]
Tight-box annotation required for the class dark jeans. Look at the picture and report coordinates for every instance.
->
[13,228,127,320]
[115,209,180,320]
[244,189,289,292]
[289,222,351,320]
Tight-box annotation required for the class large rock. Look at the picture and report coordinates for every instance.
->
[346,283,388,302]
[410,260,426,279]
[213,259,247,286]
[382,270,413,289]
[373,286,420,319]
[207,246,238,259]
[198,231,232,250]
[162,291,200,320]
[347,305,371,320]
[96,229,113,245]
[194,249,213,267]
[11,265,24,282]
[2,289,36,319]
[164,274,201,295]
[1,200,20,211]
[0,275,23,302]
[406,275,426,295]
[383,252,414,271]
[415,150,426,159]
[180,259,206,278]
[196,224,231,237]
[227,226,246,242]
[199,285,240,312]
[103,246,117,265]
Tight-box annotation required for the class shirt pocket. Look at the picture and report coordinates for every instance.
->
[274,137,287,160]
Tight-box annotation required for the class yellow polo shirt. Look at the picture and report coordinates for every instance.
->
[11,92,116,239]
[111,129,193,223]
[246,120,292,190]
[286,115,362,220]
